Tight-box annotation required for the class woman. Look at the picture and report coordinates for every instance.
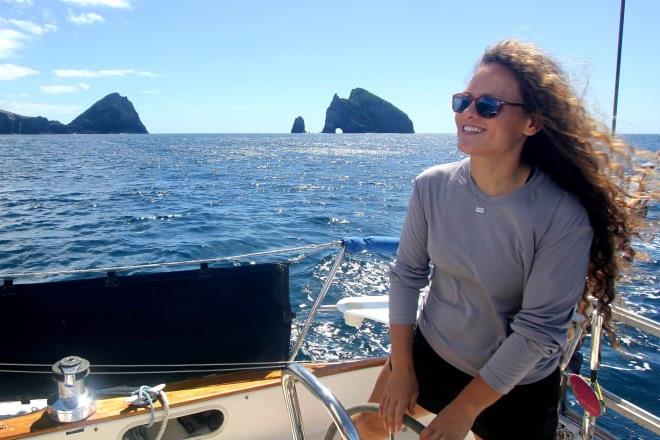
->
[355,40,643,440]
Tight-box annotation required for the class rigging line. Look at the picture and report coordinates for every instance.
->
[611,0,625,135]
[0,240,342,279]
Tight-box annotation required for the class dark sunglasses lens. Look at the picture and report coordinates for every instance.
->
[452,94,471,113]
[475,96,502,118]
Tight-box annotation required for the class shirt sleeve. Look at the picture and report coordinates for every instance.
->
[389,178,431,324]
[479,193,593,394]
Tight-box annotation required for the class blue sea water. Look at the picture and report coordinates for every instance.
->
[0,133,657,438]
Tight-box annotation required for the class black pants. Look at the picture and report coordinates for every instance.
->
[412,327,560,440]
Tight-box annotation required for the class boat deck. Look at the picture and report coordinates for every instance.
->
[0,358,386,440]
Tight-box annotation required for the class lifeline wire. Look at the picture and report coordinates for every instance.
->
[0,358,377,375]
[0,240,341,279]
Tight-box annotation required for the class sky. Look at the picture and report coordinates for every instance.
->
[0,0,658,134]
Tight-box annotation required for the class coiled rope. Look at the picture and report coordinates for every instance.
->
[126,384,169,440]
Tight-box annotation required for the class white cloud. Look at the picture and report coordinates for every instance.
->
[54,68,133,77]
[0,20,56,59]
[0,63,38,80]
[54,68,94,77]
[2,0,35,6]
[40,85,76,93]
[53,68,157,78]
[4,92,29,98]
[9,19,56,36]
[97,68,134,76]
[40,82,90,93]
[68,12,104,25]
[512,24,531,34]
[60,0,131,9]
[0,28,29,59]
[0,100,81,119]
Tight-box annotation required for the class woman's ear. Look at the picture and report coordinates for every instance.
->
[524,113,543,136]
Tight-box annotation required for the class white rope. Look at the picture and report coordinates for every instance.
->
[126,384,169,440]
[0,240,341,279]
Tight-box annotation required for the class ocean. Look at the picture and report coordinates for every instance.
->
[0,133,657,438]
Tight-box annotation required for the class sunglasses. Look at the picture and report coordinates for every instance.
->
[452,93,525,118]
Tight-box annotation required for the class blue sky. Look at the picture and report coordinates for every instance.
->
[0,0,657,134]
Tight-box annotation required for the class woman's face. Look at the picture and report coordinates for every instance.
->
[455,63,539,160]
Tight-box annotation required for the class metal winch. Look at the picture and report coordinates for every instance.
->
[46,356,96,422]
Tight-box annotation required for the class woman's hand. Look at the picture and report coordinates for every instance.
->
[419,375,501,439]
[419,400,476,440]
[378,365,419,433]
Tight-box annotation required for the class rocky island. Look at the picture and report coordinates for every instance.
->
[322,88,414,133]
[0,93,147,134]
[291,116,306,133]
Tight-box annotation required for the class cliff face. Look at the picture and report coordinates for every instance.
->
[321,88,414,133]
[291,116,306,133]
[0,93,147,134]
[0,111,68,134]
[68,93,147,134]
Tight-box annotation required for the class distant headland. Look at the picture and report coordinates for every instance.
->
[291,88,414,134]
[0,93,147,134]
[321,88,414,134]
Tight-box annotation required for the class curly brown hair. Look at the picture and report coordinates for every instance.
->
[480,39,654,339]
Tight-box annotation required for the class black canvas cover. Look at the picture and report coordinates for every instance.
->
[0,263,291,399]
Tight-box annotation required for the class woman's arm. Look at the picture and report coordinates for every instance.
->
[420,376,501,440]
[389,178,431,324]
[382,177,432,433]
[379,324,417,433]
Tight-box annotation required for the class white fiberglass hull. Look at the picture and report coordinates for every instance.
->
[0,361,447,440]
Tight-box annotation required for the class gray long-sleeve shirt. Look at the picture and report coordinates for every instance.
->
[389,158,593,394]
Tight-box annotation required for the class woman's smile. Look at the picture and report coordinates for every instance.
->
[461,125,485,135]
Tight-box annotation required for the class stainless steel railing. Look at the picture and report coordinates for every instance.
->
[562,299,660,439]
[281,362,359,440]
[612,304,660,338]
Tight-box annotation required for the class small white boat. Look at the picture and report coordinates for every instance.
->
[0,238,658,439]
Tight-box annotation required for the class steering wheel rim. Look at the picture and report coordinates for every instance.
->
[323,403,426,439]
